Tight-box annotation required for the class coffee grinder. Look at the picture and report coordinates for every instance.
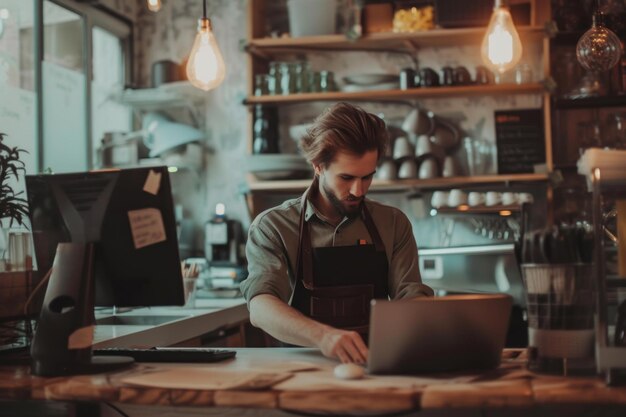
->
[204,203,245,267]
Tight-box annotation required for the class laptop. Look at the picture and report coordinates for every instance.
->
[367,294,512,374]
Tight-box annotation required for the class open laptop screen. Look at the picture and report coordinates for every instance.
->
[368,294,512,374]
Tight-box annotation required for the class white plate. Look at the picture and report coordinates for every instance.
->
[341,82,399,93]
[253,170,312,181]
[343,74,399,86]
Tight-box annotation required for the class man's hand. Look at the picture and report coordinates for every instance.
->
[248,295,369,363]
[319,328,368,364]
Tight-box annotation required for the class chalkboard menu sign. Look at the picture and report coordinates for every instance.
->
[495,109,545,174]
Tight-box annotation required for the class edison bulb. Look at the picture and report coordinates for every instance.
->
[480,1,523,74]
[146,0,162,12]
[186,17,226,91]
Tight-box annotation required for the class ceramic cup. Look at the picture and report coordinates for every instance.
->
[502,192,517,205]
[448,189,468,207]
[475,65,493,84]
[398,158,418,179]
[431,191,449,208]
[400,68,417,90]
[415,134,432,157]
[468,192,486,206]
[517,192,534,204]
[486,191,502,206]
[419,67,440,87]
[441,66,455,86]
[418,157,439,179]
[402,109,434,136]
[393,136,413,160]
[377,158,397,180]
[442,156,458,177]
[453,66,472,85]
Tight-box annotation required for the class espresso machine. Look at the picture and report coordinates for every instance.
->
[204,203,245,267]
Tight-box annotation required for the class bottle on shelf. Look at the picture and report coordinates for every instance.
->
[252,105,280,154]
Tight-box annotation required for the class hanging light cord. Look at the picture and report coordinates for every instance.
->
[203,0,207,19]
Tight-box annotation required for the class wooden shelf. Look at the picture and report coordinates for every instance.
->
[244,173,549,194]
[553,95,626,110]
[244,83,546,105]
[434,204,524,215]
[245,26,547,55]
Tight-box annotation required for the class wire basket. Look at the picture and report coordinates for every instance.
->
[521,263,595,364]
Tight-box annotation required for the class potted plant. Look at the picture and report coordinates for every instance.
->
[0,132,29,270]
[0,133,28,228]
[0,133,34,332]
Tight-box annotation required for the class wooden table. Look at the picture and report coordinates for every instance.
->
[1,348,626,417]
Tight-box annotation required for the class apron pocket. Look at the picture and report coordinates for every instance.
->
[310,284,373,327]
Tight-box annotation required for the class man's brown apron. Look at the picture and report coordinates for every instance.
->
[291,183,389,339]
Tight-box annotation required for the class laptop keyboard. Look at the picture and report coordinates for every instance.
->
[93,347,236,363]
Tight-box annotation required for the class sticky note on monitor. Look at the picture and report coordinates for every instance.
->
[128,208,166,249]
[143,169,162,195]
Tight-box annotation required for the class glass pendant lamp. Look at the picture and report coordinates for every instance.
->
[185,0,226,91]
[480,0,523,75]
[576,11,623,73]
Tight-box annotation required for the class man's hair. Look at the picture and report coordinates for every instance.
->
[300,102,388,167]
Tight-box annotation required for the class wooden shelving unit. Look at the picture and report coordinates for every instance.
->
[244,83,546,105]
[243,0,554,218]
[245,173,549,194]
[245,26,546,55]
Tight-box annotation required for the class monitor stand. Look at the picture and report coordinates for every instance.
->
[30,243,134,376]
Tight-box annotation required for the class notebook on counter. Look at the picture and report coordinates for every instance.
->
[367,294,512,374]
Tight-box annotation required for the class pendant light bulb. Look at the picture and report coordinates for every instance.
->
[146,0,162,13]
[480,0,523,75]
[185,17,226,91]
[576,13,623,73]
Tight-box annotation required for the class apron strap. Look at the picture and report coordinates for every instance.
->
[296,178,386,291]
[296,179,315,290]
[360,204,385,253]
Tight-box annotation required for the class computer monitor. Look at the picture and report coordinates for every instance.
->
[25,167,184,376]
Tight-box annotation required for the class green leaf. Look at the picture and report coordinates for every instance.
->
[0,132,29,227]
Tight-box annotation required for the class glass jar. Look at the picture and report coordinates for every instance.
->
[308,71,321,93]
[268,61,280,95]
[319,70,336,92]
[254,74,269,96]
[279,62,295,95]
[293,61,310,93]
[514,63,533,84]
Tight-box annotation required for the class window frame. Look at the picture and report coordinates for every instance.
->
[35,0,133,171]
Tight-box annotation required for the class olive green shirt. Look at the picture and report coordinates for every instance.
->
[241,189,433,306]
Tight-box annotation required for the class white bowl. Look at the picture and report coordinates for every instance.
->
[289,123,314,143]
[246,154,312,180]
[343,74,399,86]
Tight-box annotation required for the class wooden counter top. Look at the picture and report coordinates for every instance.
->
[2,348,626,415]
